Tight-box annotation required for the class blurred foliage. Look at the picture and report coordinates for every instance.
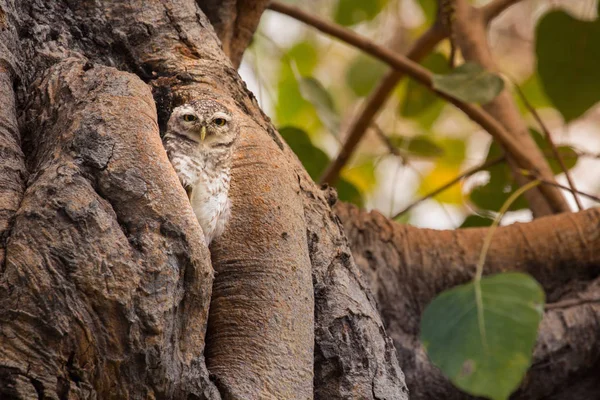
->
[279,126,365,206]
[298,76,340,134]
[467,129,579,213]
[399,53,450,127]
[346,54,388,96]
[257,0,596,227]
[432,62,505,104]
[334,0,389,26]
[388,134,444,158]
[536,9,600,121]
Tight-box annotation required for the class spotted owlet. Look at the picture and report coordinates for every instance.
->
[163,100,237,245]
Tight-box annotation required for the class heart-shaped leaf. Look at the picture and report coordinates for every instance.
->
[432,62,504,104]
[421,272,545,400]
[536,10,600,121]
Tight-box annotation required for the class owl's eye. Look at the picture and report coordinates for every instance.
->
[182,114,197,122]
[213,118,227,127]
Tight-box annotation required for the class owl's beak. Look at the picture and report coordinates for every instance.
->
[200,125,207,142]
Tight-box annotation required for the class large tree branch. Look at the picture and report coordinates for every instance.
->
[337,202,600,399]
[269,1,568,216]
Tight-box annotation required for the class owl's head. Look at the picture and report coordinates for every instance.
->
[167,100,237,148]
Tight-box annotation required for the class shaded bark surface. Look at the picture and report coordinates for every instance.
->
[0,0,407,399]
[199,0,270,68]
[337,203,600,400]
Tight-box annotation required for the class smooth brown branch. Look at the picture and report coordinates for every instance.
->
[268,1,565,212]
[513,82,584,211]
[393,156,506,219]
[481,0,526,24]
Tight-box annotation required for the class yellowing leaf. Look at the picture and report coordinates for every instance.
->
[419,164,463,204]
[341,160,377,193]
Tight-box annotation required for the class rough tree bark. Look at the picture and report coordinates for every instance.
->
[0,0,406,399]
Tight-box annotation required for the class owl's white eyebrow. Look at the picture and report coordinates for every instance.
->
[212,112,231,121]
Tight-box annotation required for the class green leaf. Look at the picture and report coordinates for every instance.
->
[279,126,329,180]
[388,135,444,158]
[416,0,437,26]
[514,73,552,113]
[333,0,387,26]
[288,40,319,76]
[460,215,493,228]
[536,10,600,121]
[298,77,340,135]
[346,55,387,96]
[469,180,528,212]
[467,127,578,213]
[275,64,320,132]
[468,151,527,212]
[401,53,450,119]
[439,137,466,164]
[342,160,377,193]
[336,178,364,207]
[468,142,525,212]
[529,128,579,173]
[421,272,545,400]
[432,62,505,104]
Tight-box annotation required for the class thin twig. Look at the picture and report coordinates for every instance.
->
[546,297,600,310]
[520,170,600,204]
[481,0,525,23]
[371,123,406,162]
[514,82,583,211]
[318,25,446,185]
[268,1,564,211]
[392,156,505,219]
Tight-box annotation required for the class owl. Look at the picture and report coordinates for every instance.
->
[163,100,238,245]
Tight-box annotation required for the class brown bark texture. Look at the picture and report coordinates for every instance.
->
[198,0,270,69]
[0,0,407,399]
[337,203,600,400]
